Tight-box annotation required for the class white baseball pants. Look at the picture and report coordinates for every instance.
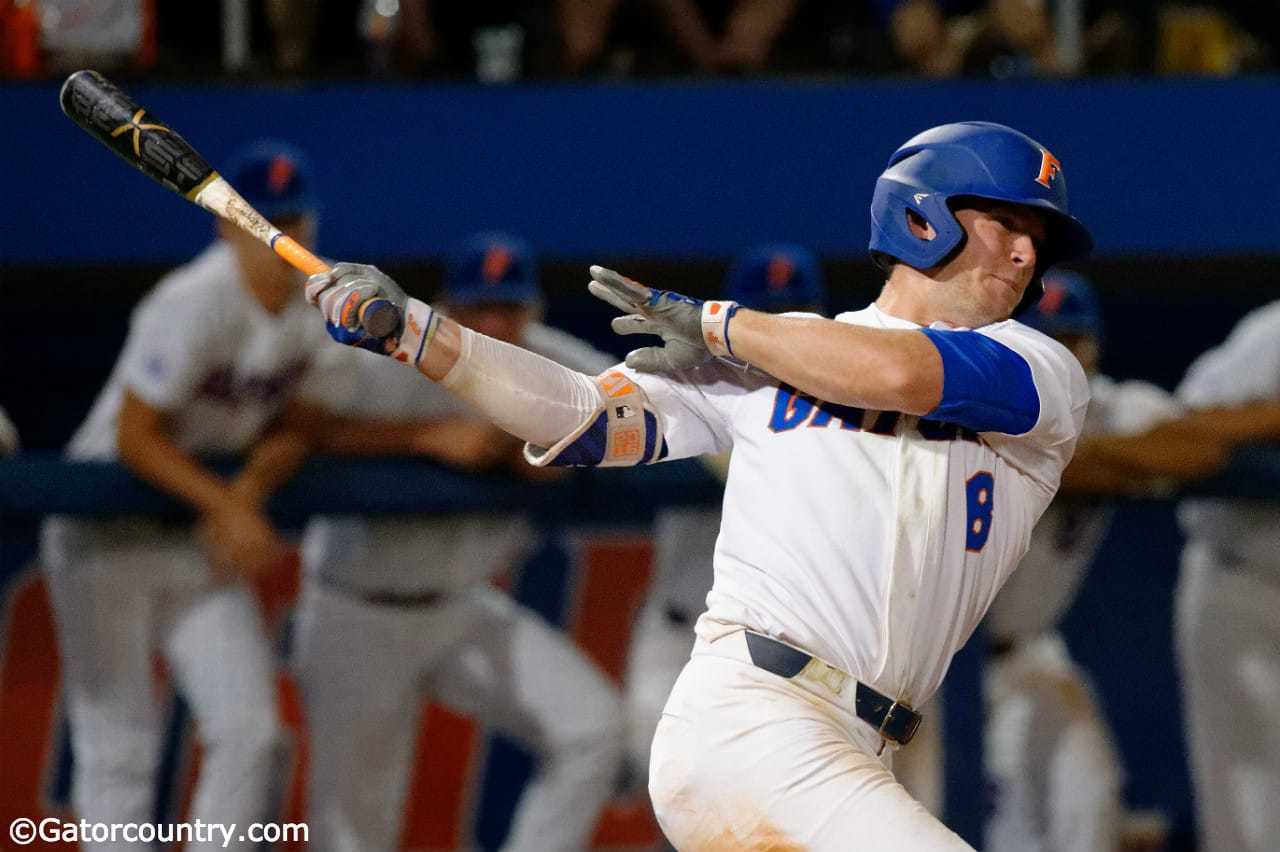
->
[41,518,283,851]
[293,581,624,852]
[648,630,973,851]
[1176,541,1280,852]
[984,634,1123,852]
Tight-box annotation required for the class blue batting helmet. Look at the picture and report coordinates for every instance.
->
[725,243,827,313]
[869,122,1092,276]
[1019,270,1102,338]
[444,231,539,305]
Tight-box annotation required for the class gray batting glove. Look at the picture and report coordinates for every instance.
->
[305,262,408,353]
[588,265,740,372]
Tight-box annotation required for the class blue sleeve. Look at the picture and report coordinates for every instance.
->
[919,329,1040,435]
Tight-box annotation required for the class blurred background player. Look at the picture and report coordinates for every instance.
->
[982,271,1181,852]
[1169,294,1280,852]
[622,242,826,797]
[293,231,625,852]
[0,405,18,456]
[37,141,333,848]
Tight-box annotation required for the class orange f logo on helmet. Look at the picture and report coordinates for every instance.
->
[1035,149,1062,189]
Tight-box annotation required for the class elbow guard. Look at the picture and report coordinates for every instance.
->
[524,370,668,467]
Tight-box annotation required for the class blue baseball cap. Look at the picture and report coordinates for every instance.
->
[222,140,317,221]
[444,232,539,305]
[725,243,827,313]
[1020,270,1102,338]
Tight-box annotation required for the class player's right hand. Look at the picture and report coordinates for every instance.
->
[587,265,742,372]
[199,499,288,582]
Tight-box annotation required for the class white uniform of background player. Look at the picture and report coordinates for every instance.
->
[1173,298,1280,852]
[39,142,334,849]
[624,242,827,780]
[294,232,625,852]
[982,272,1180,852]
[305,121,1095,850]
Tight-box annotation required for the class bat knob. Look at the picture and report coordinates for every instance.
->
[359,299,402,339]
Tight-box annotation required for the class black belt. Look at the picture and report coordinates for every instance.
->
[743,631,922,746]
[321,578,446,608]
[362,589,446,608]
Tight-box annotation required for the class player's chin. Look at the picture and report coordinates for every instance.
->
[983,276,1025,318]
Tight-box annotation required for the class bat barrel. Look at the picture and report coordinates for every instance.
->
[59,70,400,341]
[60,69,216,199]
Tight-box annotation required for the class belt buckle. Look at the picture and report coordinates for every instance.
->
[799,657,847,695]
[877,700,920,745]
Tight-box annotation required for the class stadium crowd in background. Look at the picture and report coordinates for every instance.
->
[2,0,1276,80]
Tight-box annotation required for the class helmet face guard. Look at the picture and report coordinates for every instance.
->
[868,122,1093,308]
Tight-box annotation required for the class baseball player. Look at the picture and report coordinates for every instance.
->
[1169,297,1280,852]
[294,231,626,852]
[39,141,336,849]
[982,272,1180,852]
[623,242,827,789]
[306,121,1093,849]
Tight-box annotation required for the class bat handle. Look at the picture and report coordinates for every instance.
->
[271,235,401,338]
[358,299,403,339]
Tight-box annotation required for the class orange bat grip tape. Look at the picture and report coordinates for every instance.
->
[272,235,329,276]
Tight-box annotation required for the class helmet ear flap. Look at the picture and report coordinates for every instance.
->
[869,179,965,271]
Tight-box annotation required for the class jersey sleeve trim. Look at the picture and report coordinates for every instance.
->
[920,328,1040,435]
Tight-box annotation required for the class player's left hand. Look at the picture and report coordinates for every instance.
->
[587,265,740,372]
[306,263,442,367]
[305,262,407,353]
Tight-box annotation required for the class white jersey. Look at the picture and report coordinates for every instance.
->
[66,242,337,461]
[1178,300,1280,566]
[986,374,1180,642]
[302,322,614,596]
[628,303,1088,705]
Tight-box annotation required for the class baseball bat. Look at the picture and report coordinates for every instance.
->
[58,69,400,339]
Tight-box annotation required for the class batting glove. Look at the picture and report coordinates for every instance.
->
[305,263,440,366]
[587,265,742,373]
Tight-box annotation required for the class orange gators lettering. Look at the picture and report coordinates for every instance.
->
[612,427,643,459]
[598,371,637,399]
[1035,149,1062,188]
